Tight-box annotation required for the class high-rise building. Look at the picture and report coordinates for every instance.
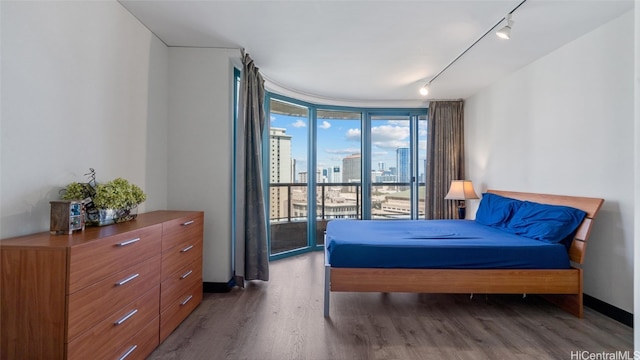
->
[396,147,409,184]
[421,158,427,183]
[298,169,321,183]
[270,128,293,183]
[372,170,383,183]
[269,127,293,221]
[332,166,341,183]
[342,154,361,183]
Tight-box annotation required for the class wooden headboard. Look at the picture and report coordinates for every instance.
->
[487,190,604,265]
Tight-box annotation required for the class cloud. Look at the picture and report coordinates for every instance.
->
[319,121,331,129]
[373,140,410,149]
[324,148,361,155]
[371,125,409,149]
[270,115,276,122]
[386,120,410,126]
[291,120,306,128]
[345,126,411,149]
[345,128,361,141]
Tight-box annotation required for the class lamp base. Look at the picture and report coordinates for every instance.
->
[457,202,466,219]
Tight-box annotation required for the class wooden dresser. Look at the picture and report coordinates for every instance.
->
[0,210,204,360]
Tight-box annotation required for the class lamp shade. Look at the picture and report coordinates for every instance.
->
[444,180,479,200]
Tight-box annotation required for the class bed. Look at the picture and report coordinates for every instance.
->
[323,190,604,318]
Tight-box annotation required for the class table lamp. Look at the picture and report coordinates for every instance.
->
[444,180,479,219]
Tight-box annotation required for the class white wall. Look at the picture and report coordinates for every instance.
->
[168,48,239,283]
[466,11,635,312]
[0,1,238,286]
[0,1,169,237]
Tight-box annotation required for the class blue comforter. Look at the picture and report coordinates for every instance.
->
[326,220,571,269]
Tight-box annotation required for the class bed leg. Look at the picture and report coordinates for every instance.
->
[540,294,583,318]
[324,264,331,317]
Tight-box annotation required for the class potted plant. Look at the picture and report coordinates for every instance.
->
[61,169,147,226]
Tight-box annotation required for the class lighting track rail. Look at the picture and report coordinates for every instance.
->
[419,0,528,96]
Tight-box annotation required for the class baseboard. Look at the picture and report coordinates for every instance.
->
[203,278,236,293]
[584,293,632,327]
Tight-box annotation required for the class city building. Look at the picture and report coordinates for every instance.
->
[342,153,361,183]
[269,127,293,221]
[396,147,409,184]
[332,166,341,183]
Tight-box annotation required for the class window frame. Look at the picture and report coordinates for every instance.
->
[265,91,428,260]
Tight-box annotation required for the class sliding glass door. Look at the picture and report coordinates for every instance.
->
[267,98,310,256]
[315,109,362,247]
[369,115,411,219]
[365,113,427,220]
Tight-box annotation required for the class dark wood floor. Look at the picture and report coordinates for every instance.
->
[149,251,632,360]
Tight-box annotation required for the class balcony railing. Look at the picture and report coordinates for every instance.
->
[269,182,424,255]
[269,182,419,221]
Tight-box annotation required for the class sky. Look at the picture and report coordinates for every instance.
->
[270,113,427,181]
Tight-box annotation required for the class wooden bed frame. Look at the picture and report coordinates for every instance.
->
[323,190,604,318]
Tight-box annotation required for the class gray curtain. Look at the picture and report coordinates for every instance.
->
[424,100,465,219]
[235,50,269,284]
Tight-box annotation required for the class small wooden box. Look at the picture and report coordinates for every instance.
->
[50,200,85,235]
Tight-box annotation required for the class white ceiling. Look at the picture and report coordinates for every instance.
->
[119,0,634,107]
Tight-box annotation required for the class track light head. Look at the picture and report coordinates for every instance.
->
[496,14,514,39]
[419,84,429,96]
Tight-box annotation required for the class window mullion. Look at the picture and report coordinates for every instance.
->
[362,111,372,220]
[410,115,419,220]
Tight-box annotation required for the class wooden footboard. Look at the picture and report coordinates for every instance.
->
[323,190,603,318]
[327,267,583,317]
[330,268,581,294]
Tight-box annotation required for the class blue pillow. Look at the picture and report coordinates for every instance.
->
[475,193,523,228]
[504,201,586,243]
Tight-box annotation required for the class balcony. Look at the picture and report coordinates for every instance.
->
[269,182,424,254]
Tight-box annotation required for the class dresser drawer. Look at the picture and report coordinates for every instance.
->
[161,213,203,252]
[113,316,159,360]
[67,285,160,360]
[159,281,202,342]
[67,256,161,341]
[69,224,162,293]
[161,238,202,281]
[160,257,202,311]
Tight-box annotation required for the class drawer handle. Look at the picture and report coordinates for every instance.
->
[118,345,137,360]
[180,270,193,279]
[180,295,193,306]
[182,220,195,226]
[116,238,140,247]
[115,273,139,287]
[180,245,194,253]
[114,309,138,325]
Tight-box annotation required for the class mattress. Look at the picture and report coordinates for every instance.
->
[325,219,571,269]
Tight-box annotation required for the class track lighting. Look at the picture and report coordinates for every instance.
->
[417,0,527,96]
[419,84,429,96]
[496,14,514,39]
